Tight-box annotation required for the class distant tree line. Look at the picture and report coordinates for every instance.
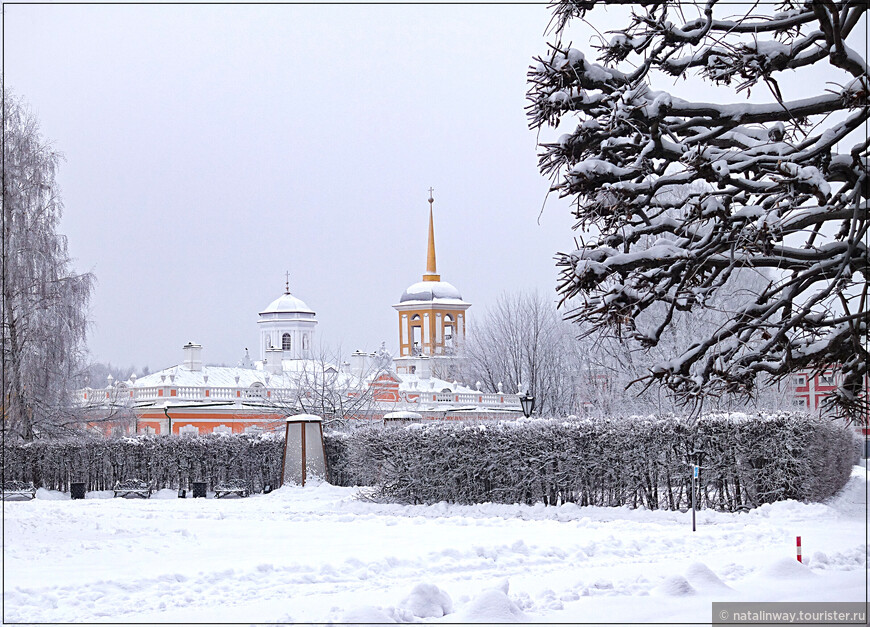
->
[460,288,795,418]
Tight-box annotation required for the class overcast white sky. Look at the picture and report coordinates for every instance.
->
[5,3,860,373]
[5,3,587,371]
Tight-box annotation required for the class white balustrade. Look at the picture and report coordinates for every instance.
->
[79,383,521,409]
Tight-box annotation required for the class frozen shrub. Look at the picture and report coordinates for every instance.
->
[335,413,857,510]
[2,413,857,510]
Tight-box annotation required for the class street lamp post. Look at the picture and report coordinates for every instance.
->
[520,394,535,418]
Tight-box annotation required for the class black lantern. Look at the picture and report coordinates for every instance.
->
[520,394,535,418]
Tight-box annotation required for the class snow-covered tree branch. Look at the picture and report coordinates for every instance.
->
[528,0,869,420]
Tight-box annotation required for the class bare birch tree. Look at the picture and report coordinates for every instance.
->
[461,291,586,416]
[528,0,869,420]
[2,91,94,440]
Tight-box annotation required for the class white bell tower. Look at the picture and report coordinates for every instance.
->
[257,275,317,363]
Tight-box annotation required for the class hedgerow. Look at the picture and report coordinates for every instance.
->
[4,434,291,493]
[2,412,857,510]
[341,412,859,510]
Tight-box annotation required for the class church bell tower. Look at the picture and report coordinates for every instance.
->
[392,190,470,378]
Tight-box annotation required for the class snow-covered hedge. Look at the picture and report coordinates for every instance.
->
[340,413,858,510]
[3,413,857,509]
[2,433,348,493]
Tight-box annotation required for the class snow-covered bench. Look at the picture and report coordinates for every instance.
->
[214,479,249,499]
[113,479,152,499]
[2,480,36,500]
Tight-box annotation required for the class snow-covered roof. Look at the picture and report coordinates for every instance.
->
[399,281,464,304]
[383,411,422,420]
[129,361,358,390]
[260,292,314,315]
[397,373,476,394]
[286,414,322,423]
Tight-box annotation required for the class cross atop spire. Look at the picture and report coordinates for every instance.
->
[285,271,290,294]
[423,188,440,282]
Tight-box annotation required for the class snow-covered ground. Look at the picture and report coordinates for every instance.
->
[4,465,867,624]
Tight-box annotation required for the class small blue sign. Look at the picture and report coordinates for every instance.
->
[693,465,699,478]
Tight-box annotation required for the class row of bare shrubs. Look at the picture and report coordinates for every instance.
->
[3,412,857,509]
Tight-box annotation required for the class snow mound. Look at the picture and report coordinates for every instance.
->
[811,551,830,567]
[457,582,529,623]
[825,466,867,518]
[685,562,733,592]
[153,488,179,499]
[35,488,67,500]
[399,582,453,618]
[809,546,866,571]
[761,557,816,579]
[338,605,396,624]
[652,575,697,597]
[84,490,113,499]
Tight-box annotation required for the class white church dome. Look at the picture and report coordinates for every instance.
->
[399,280,463,303]
[260,292,314,315]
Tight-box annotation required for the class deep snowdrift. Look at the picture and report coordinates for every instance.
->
[3,466,866,624]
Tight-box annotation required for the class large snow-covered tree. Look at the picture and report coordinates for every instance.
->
[528,0,869,419]
[2,91,94,440]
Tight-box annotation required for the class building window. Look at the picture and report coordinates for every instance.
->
[302,334,309,350]
[179,424,199,437]
[282,333,292,351]
[820,371,835,386]
[213,425,232,435]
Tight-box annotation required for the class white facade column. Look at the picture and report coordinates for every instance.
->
[400,314,407,350]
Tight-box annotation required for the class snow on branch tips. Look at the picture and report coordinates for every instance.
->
[528,0,869,421]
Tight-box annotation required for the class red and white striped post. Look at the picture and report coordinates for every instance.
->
[796,536,802,563]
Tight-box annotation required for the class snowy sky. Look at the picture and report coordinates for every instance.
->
[4,4,859,373]
[5,3,584,372]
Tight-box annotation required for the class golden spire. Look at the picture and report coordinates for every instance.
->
[424,187,440,282]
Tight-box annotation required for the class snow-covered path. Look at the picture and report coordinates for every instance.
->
[4,466,867,624]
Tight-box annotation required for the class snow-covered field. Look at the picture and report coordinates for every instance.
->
[4,465,867,624]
